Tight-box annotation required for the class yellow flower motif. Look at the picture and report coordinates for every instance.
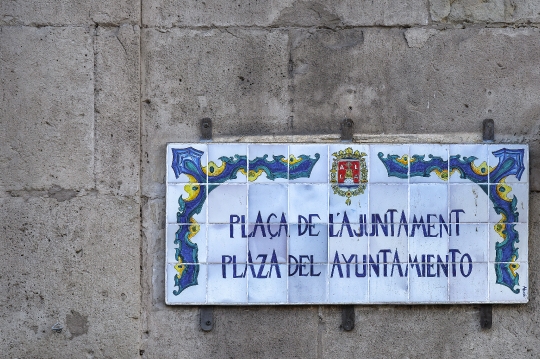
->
[496,179,513,202]
[203,160,226,177]
[509,257,520,277]
[187,217,200,240]
[494,213,507,239]
[471,161,492,176]
[185,174,198,183]
[240,168,264,182]
[433,169,449,181]
[287,155,303,165]
[183,182,200,202]
[175,259,185,277]
[395,155,414,165]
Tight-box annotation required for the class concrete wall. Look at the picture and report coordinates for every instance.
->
[1,0,540,358]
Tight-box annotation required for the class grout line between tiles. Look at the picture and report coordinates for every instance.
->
[407,144,410,303]
[326,145,330,303]
[246,144,250,303]
[366,145,370,303]
[286,145,290,304]
[447,145,450,302]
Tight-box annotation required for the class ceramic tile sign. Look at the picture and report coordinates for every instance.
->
[165,143,529,305]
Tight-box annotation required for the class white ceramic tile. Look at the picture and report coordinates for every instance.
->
[328,263,369,303]
[329,185,369,224]
[166,224,180,263]
[247,224,287,264]
[449,184,489,223]
[207,224,246,264]
[166,184,207,224]
[488,183,528,223]
[248,183,288,223]
[449,144,489,183]
[288,264,327,303]
[409,183,448,223]
[370,144,409,183]
[488,222,527,263]
[248,264,287,303]
[166,263,207,304]
[207,264,247,304]
[167,143,208,183]
[449,262,488,302]
[488,144,528,184]
[208,184,247,224]
[369,271,408,303]
[409,144,449,183]
[248,144,289,183]
[489,262,528,303]
[449,224,488,263]
[207,143,248,183]
[289,184,328,224]
[328,230,368,262]
[289,224,328,264]
[369,226,408,263]
[409,230,449,262]
[408,265,448,303]
[369,184,408,223]
[288,144,328,183]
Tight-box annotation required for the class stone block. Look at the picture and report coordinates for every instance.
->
[95,25,140,196]
[289,27,540,189]
[143,306,319,358]
[430,0,506,23]
[142,0,294,27]
[0,194,141,358]
[0,0,139,26]
[430,0,540,23]
[330,0,428,26]
[507,0,540,23]
[142,0,428,27]
[141,28,290,197]
[0,26,94,193]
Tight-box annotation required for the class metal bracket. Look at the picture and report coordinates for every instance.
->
[341,119,354,142]
[51,322,63,333]
[341,305,355,331]
[480,305,492,329]
[200,306,214,332]
[483,119,494,142]
[200,118,212,141]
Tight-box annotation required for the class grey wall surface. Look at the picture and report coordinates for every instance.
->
[1,0,539,358]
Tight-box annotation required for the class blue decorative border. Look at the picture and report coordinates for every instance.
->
[379,148,525,293]
[170,147,319,295]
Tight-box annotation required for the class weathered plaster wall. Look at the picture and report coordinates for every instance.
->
[2,0,540,358]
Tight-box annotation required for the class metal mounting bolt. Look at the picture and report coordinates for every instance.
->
[341,305,355,331]
[480,305,492,329]
[483,119,494,143]
[200,118,212,141]
[200,306,214,332]
[51,322,63,333]
[341,119,354,142]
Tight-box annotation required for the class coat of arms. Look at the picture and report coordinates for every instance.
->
[330,147,368,205]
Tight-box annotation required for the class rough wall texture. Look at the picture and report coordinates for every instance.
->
[1,0,540,358]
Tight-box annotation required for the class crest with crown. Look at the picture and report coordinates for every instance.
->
[330,147,368,205]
